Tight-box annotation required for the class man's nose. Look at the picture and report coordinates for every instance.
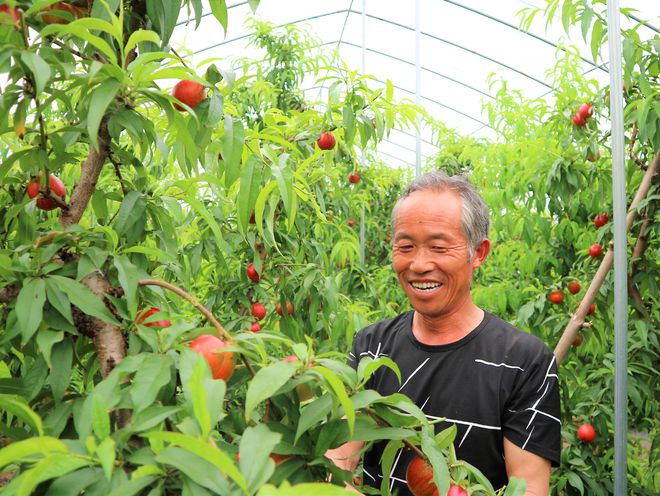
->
[409,248,433,272]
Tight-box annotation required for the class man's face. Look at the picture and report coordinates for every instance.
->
[391,189,486,319]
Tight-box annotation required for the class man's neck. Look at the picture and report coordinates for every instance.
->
[412,301,485,346]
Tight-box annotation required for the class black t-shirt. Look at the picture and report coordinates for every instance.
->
[349,310,560,494]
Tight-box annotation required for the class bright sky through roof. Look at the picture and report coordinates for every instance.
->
[171,0,660,168]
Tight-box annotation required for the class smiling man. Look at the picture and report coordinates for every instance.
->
[328,171,560,495]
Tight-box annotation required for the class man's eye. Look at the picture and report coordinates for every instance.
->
[397,244,413,251]
[431,246,447,252]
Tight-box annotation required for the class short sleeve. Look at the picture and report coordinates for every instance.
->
[502,346,561,466]
[347,328,367,370]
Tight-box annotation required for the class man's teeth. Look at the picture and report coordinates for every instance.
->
[411,282,441,291]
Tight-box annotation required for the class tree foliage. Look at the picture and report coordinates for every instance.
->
[0,0,657,494]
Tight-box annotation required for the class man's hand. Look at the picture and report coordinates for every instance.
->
[325,441,365,494]
[503,437,551,496]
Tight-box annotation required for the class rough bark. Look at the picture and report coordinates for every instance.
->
[81,271,126,377]
[59,118,110,229]
[628,217,652,319]
[0,286,19,303]
[554,150,659,365]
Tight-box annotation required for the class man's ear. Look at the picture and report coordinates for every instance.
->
[471,238,490,268]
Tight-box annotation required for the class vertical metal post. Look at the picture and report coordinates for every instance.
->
[606,1,628,494]
[359,0,366,264]
[415,0,422,177]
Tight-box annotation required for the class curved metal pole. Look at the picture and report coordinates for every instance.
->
[359,0,366,264]
[415,0,422,178]
[606,1,628,494]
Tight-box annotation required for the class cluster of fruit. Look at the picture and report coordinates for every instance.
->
[571,102,593,127]
[247,299,293,333]
[26,174,66,211]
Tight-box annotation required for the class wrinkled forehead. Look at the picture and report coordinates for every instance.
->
[392,188,464,227]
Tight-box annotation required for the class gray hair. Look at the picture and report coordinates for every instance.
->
[391,170,490,260]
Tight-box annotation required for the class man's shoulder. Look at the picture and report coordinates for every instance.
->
[351,311,412,349]
[481,312,553,359]
[356,311,412,339]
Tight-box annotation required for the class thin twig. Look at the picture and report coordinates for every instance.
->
[628,216,652,319]
[37,185,69,210]
[138,278,256,377]
[628,123,645,169]
[108,152,128,195]
[138,279,230,340]
[170,46,191,69]
[366,409,425,460]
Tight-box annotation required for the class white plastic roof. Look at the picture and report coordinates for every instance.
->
[172,0,660,168]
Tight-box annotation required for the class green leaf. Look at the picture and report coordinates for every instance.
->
[221,116,245,188]
[209,0,228,35]
[357,356,401,385]
[247,0,260,13]
[88,79,120,149]
[434,425,456,450]
[295,393,333,444]
[69,17,123,44]
[349,389,383,410]
[113,255,138,312]
[16,278,47,343]
[130,354,173,414]
[379,439,404,496]
[566,470,585,494]
[313,366,355,437]
[461,458,495,493]
[44,466,104,495]
[0,437,67,470]
[106,475,158,496]
[422,426,450,495]
[48,340,73,402]
[560,0,572,34]
[502,476,528,496]
[272,155,296,225]
[124,29,161,58]
[239,424,281,493]
[113,191,147,243]
[207,89,224,127]
[96,437,116,481]
[188,358,212,437]
[590,20,603,63]
[352,417,414,442]
[48,276,118,325]
[257,483,354,496]
[185,195,226,247]
[245,361,299,420]
[92,395,110,440]
[580,7,593,42]
[131,405,183,433]
[45,279,73,324]
[343,103,355,145]
[254,180,278,240]
[20,51,51,95]
[39,24,118,63]
[124,245,178,265]
[16,454,93,496]
[145,0,180,45]
[0,394,44,436]
[146,429,248,491]
[237,155,262,233]
[153,444,242,494]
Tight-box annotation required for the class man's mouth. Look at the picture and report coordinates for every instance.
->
[409,281,443,293]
